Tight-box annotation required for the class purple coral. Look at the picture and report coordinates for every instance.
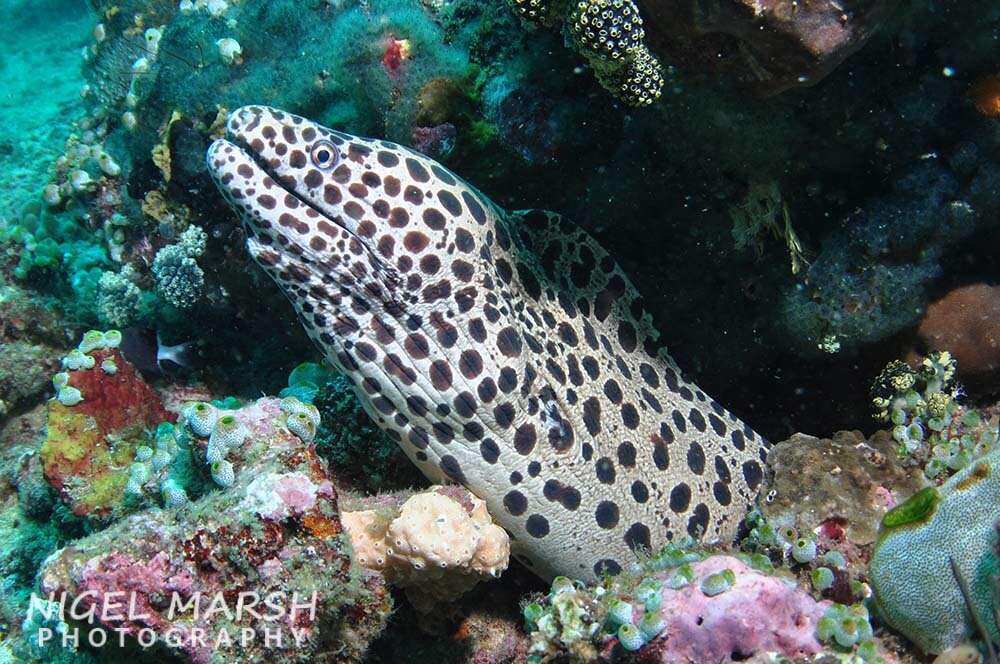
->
[637,556,828,662]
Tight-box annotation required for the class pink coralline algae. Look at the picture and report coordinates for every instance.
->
[636,556,828,663]
[242,471,322,521]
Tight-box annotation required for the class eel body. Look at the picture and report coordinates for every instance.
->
[207,106,768,582]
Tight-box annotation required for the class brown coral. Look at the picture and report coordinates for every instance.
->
[917,283,1000,391]
[969,74,1000,118]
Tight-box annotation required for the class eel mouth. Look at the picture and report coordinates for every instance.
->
[207,131,405,310]
[211,132,364,247]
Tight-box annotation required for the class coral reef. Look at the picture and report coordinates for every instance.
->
[37,395,392,663]
[869,445,1000,654]
[342,486,510,612]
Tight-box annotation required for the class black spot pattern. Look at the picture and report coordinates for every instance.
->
[207,107,769,585]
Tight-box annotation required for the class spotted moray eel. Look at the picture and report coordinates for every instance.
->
[207,106,768,582]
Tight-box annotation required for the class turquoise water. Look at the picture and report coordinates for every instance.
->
[0,0,997,662]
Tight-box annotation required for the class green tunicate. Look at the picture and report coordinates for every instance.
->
[78,329,105,353]
[550,576,575,595]
[857,640,878,660]
[104,329,122,348]
[881,486,939,529]
[667,563,694,589]
[52,372,69,390]
[638,610,665,640]
[700,569,736,596]
[635,578,662,611]
[821,550,847,569]
[833,617,859,648]
[616,623,646,651]
[961,410,981,427]
[280,362,335,404]
[748,552,775,573]
[57,386,83,406]
[605,598,633,629]
[523,602,544,628]
[792,537,817,563]
[811,567,835,591]
[756,522,780,546]
[816,616,836,642]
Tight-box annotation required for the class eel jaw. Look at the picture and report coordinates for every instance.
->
[205,136,404,313]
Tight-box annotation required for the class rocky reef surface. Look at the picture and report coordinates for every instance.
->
[0,0,997,662]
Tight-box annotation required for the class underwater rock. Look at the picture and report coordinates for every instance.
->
[0,281,71,419]
[779,157,989,356]
[917,284,1000,393]
[0,341,62,422]
[763,430,928,547]
[37,396,392,663]
[40,334,173,521]
[342,485,510,612]
[642,0,897,94]
[869,446,1000,654]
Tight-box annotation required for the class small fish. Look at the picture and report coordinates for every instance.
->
[119,328,198,375]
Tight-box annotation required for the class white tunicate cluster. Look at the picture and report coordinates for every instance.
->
[280,397,321,443]
[211,460,236,488]
[62,350,95,371]
[56,387,83,407]
[184,402,248,488]
[161,478,189,507]
[144,28,163,56]
[183,401,218,437]
[70,169,93,192]
[56,337,125,406]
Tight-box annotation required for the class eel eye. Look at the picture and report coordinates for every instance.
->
[310,140,338,169]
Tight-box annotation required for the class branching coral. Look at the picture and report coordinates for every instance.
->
[151,224,207,308]
[95,264,143,327]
